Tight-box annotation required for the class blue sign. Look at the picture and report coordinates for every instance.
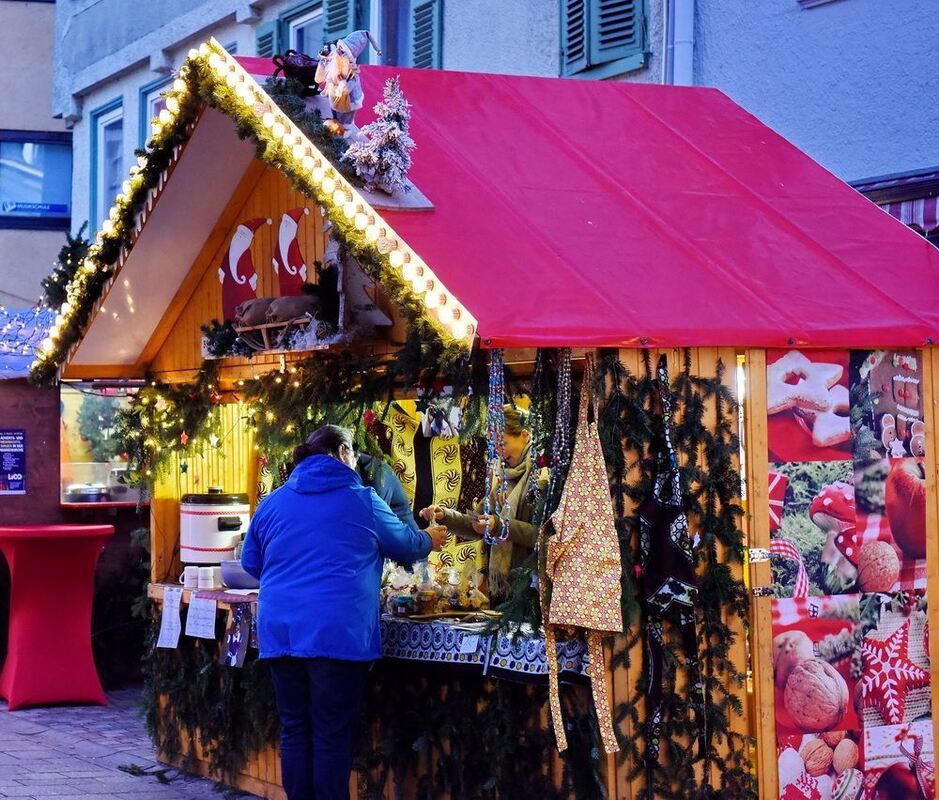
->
[0,429,26,494]
[0,201,69,217]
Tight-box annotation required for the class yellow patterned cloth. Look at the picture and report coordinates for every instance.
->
[544,359,623,755]
[386,403,486,572]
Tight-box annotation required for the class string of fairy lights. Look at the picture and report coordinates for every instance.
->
[30,37,477,384]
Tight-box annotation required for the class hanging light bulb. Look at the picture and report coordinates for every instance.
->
[281,131,295,147]
[173,78,187,93]
[354,212,368,230]
[165,96,180,114]
[188,48,200,60]
[262,111,275,128]
[364,224,380,242]
[311,165,325,183]
[207,53,222,70]
[321,175,336,194]
[450,319,469,339]
[199,43,211,56]
[332,188,348,206]
[402,261,421,280]
[343,201,357,219]
[122,180,132,195]
[292,143,306,160]
[389,250,405,268]
[271,121,286,139]
[226,71,239,88]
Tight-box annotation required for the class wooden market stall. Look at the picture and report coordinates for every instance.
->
[35,40,939,800]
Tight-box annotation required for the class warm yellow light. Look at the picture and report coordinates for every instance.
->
[343,202,357,219]
[282,131,295,147]
[108,206,119,221]
[199,43,211,56]
[425,291,441,309]
[364,224,380,242]
[292,144,306,160]
[302,155,317,172]
[188,49,200,60]
[137,155,148,168]
[159,109,173,125]
[402,261,419,280]
[271,121,286,139]
[437,305,456,324]
[165,96,180,113]
[173,78,187,93]
[226,72,239,88]
[262,111,275,128]
[122,180,132,195]
[321,175,336,194]
[354,212,368,230]
[151,123,163,137]
[311,166,325,183]
[389,250,405,268]
[208,53,222,70]
[451,319,469,338]
[102,220,115,235]
[332,188,348,206]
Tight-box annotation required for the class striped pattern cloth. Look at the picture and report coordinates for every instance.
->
[770,537,808,597]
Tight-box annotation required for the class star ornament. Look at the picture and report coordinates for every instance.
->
[767,351,843,415]
[860,618,930,725]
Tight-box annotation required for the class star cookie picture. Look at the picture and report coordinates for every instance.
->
[768,350,852,462]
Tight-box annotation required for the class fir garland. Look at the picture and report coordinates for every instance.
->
[594,350,755,800]
[41,223,90,309]
[116,333,486,487]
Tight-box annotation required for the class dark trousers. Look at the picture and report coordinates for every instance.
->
[268,657,370,800]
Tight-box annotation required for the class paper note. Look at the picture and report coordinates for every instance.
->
[156,586,183,649]
[459,633,480,654]
[185,594,219,639]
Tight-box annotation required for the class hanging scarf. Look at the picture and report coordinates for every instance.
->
[638,355,706,777]
[487,443,534,598]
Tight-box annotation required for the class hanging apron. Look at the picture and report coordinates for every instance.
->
[543,355,623,756]
[638,354,706,775]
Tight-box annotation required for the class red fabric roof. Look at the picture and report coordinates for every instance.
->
[240,57,939,349]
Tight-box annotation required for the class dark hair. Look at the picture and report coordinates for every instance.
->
[291,424,354,469]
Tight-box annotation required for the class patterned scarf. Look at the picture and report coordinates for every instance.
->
[487,443,533,599]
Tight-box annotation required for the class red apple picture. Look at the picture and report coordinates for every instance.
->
[874,762,921,800]
[885,459,927,560]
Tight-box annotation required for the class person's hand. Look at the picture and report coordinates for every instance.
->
[471,514,496,536]
[419,504,445,523]
[425,524,449,552]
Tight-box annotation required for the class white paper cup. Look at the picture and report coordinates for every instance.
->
[179,566,199,588]
[197,566,215,589]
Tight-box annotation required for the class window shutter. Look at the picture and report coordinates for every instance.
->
[588,0,642,67]
[323,0,356,43]
[561,0,589,76]
[255,21,279,58]
[408,0,442,69]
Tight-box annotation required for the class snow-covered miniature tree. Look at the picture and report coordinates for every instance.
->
[343,77,415,194]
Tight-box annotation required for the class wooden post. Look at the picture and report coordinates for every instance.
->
[743,349,777,800]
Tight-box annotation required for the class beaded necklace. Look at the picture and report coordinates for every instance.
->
[545,348,573,516]
[483,348,510,544]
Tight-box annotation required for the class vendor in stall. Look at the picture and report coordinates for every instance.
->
[420,405,542,600]
[242,425,448,800]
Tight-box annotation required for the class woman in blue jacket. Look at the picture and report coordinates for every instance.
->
[242,425,447,800]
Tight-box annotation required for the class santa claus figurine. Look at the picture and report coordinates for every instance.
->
[315,30,381,126]
[218,217,271,321]
[272,207,311,295]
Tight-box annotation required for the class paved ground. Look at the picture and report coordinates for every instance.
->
[0,687,259,799]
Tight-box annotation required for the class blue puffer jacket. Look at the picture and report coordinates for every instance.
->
[241,454,431,660]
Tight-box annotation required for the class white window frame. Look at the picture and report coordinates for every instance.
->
[93,104,124,228]
[143,83,168,144]
[287,7,324,52]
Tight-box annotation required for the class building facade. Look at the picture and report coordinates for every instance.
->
[53,0,939,247]
[0,0,70,309]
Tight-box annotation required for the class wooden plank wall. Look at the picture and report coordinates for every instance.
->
[148,165,404,384]
[149,400,255,583]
